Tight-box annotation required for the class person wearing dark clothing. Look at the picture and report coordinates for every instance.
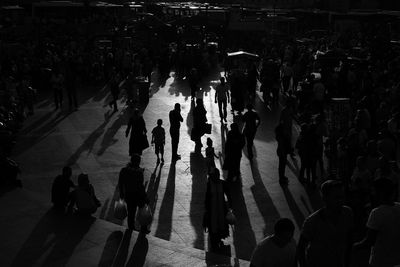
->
[126,109,149,156]
[52,166,75,211]
[246,63,259,103]
[189,68,199,100]
[65,57,78,110]
[169,103,183,160]
[215,77,230,122]
[51,68,64,110]
[108,68,120,112]
[223,123,245,181]
[242,104,261,160]
[296,123,315,185]
[192,98,207,151]
[68,173,101,215]
[275,122,292,185]
[118,155,150,233]
[151,119,165,163]
[203,167,232,250]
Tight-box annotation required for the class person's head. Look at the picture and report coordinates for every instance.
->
[174,103,181,112]
[78,173,89,187]
[321,180,345,210]
[300,123,309,133]
[157,119,162,126]
[373,178,395,204]
[220,77,225,84]
[274,218,295,244]
[366,140,377,154]
[246,103,253,111]
[130,154,141,167]
[356,156,367,170]
[207,137,213,147]
[62,166,72,178]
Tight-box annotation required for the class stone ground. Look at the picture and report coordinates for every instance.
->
[0,69,327,266]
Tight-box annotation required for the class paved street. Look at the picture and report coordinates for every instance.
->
[0,69,323,265]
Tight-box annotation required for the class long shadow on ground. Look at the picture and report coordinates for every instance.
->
[11,209,95,267]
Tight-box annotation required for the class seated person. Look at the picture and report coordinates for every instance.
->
[68,173,100,215]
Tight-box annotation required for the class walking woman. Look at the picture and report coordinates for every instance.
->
[203,167,232,251]
[126,108,149,156]
[223,122,245,181]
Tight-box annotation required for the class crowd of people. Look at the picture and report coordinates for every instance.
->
[2,6,400,266]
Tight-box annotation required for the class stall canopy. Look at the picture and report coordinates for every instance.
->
[227,51,259,59]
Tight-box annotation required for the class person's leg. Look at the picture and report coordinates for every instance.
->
[218,100,223,121]
[278,154,287,181]
[155,145,160,162]
[127,201,138,230]
[160,144,164,162]
[222,99,227,121]
[246,134,254,159]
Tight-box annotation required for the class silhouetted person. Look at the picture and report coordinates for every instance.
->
[223,122,245,181]
[108,68,120,112]
[169,103,183,160]
[51,67,64,110]
[275,122,291,185]
[250,218,296,267]
[126,109,148,156]
[68,173,101,215]
[203,167,231,251]
[52,166,75,211]
[242,103,260,160]
[189,68,199,100]
[215,77,230,122]
[192,98,207,151]
[65,56,78,111]
[151,119,165,163]
[297,180,353,267]
[246,63,259,103]
[118,154,150,233]
[296,123,314,185]
[205,137,219,173]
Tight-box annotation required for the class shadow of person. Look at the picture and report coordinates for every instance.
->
[146,162,163,216]
[189,152,207,250]
[97,108,131,156]
[98,231,124,267]
[281,186,306,230]
[112,229,133,267]
[11,210,95,266]
[125,233,149,267]
[67,111,113,165]
[154,161,175,241]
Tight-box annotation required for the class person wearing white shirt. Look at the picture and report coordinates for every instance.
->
[250,218,296,267]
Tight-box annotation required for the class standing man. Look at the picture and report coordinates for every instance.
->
[279,98,295,158]
[242,103,260,160]
[215,77,230,123]
[52,166,75,212]
[118,154,150,233]
[169,103,183,160]
[297,180,354,267]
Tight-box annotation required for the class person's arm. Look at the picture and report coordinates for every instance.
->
[256,113,261,128]
[151,131,154,144]
[179,113,183,122]
[226,87,230,103]
[296,234,309,267]
[126,119,131,137]
[67,190,76,213]
[215,87,218,103]
[353,228,377,250]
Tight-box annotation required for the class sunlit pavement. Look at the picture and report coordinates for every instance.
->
[0,70,323,265]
